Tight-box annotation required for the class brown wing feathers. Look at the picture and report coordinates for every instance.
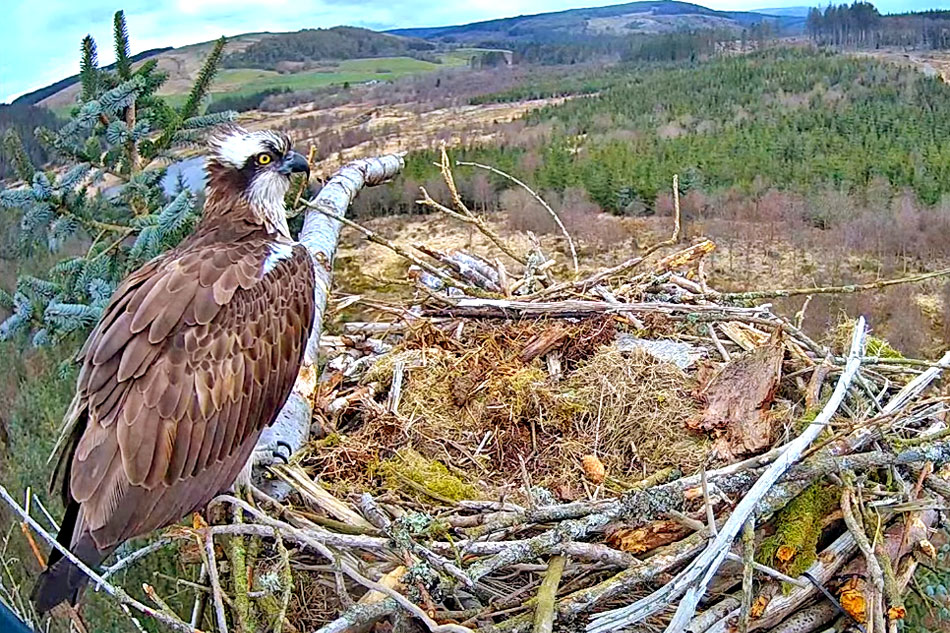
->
[33,237,314,611]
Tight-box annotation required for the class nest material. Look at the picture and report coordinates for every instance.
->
[24,153,950,633]
[282,202,950,633]
[311,317,708,503]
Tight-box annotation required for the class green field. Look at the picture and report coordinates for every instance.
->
[48,48,499,115]
[158,52,477,109]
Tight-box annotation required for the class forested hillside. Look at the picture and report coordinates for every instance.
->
[807,2,950,49]
[345,48,950,358]
[383,49,950,211]
[221,26,436,69]
[0,105,59,180]
[388,0,797,42]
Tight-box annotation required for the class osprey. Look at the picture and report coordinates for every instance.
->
[33,127,315,612]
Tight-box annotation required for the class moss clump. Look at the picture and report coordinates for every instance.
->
[866,336,903,359]
[758,483,840,579]
[792,407,821,435]
[833,319,902,359]
[375,448,479,503]
[318,432,343,448]
[488,365,580,422]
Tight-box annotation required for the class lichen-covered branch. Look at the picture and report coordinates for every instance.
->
[532,555,566,633]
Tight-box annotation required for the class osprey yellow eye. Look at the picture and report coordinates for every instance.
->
[256,153,272,166]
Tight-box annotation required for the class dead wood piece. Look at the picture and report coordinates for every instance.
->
[738,517,756,633]
[489,533,707,633]
[768,603,838,633]
[533,556,567,633]
[687,594,740,633]
[606,519,691,555]
[415,244,502,292]
[805,359,833,411]
[520,326,571,362]
[841,479,885,632]
[270,465,374,530]
[689,332,784,461]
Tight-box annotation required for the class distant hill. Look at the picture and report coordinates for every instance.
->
[21,27,444,111]
[386,1,803,43]
[221,26,435,69]
[17,1,805,111]
[11,47,172,106]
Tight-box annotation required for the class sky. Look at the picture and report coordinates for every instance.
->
[2,0,948,103]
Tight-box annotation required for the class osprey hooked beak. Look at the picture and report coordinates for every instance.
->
[278,151,310,181]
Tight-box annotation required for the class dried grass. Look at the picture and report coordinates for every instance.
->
[566,348,709,479]
[309,319,708,502]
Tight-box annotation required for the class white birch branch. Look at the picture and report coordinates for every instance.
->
[253,155,404,481]
[587,317,868,633]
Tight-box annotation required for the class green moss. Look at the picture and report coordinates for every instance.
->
[866,336,904,359]
[376,448,479,503]
[318,432,343,448]
[757,483,840,580]
[833,320,903,359]
[792,407,820,435]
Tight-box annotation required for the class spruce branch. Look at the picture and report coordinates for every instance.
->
[113,11,132,80]
[180,36,226,121]
[79,35,99,102]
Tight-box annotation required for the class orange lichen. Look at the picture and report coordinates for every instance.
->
[839,577,867,624]
[776,545,796,562]
[606,520,690,554]
[887,605,906,621]
[750,594,770,619]
[917,538,937,559]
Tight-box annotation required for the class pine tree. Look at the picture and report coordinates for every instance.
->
[0,17,235,345]
[2,129,36,182]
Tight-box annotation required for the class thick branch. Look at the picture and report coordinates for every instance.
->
[253,155,404,481]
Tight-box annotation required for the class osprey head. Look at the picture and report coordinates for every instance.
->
[205,126,310,235]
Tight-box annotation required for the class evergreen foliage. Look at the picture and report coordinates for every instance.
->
[2,128,36,182]
[112,10,132,80]
[0,12,234,346]
[205,87,290,114]
[79,36,99,102]
[181,37,226,121]
[0,105,60,181]
[807,2,950,49]
[416,49,950,215]
[221,26,435,69]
